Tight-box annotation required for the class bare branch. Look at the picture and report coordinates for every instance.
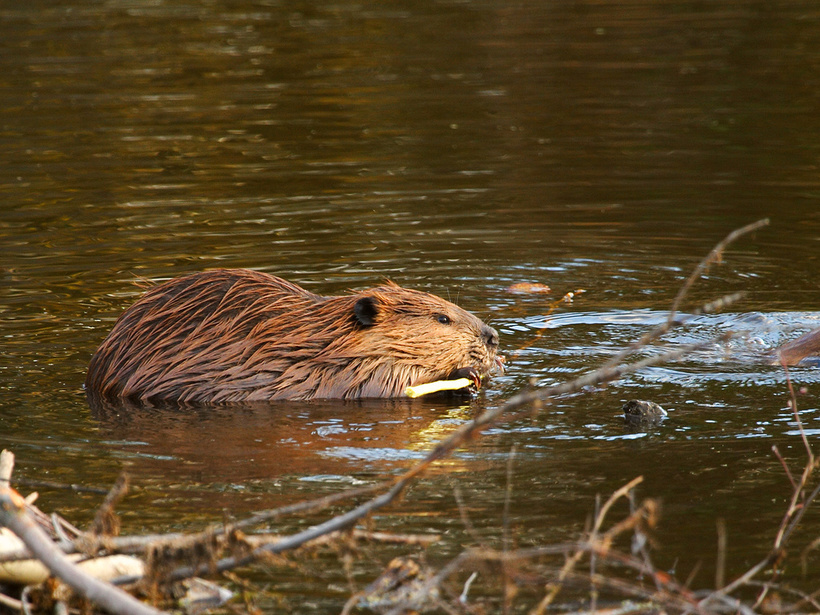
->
[0,452,167,615]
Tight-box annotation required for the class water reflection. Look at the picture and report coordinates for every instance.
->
[87,394,483,488]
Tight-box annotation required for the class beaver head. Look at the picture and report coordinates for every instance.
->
[85,269,501,403]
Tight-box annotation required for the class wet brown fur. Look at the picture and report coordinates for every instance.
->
[85,269,500,403]
[771,327,820,366]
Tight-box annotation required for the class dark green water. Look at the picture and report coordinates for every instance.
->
[2,1,820,612]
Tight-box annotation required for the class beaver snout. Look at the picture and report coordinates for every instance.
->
[482,325,499,349]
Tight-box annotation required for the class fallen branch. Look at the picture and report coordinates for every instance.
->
[0,451,167,615]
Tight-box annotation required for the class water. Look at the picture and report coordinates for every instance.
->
[2,0,820,611]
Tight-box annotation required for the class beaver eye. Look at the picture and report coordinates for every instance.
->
[436,314,451,325]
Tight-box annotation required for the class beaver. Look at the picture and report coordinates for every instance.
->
[85,269,501,403]
[771,327,820,366]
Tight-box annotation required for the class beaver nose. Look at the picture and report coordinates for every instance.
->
[482,325,499,349]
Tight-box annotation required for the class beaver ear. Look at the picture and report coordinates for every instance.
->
[353,296,379,326]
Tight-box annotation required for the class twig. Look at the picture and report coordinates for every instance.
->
[13,479,109,496]
[167,479,409,581]
[0,450,14,484]
[669,218,768,321]
[715,518,726,590]
[76,480,393,564]
[532,477,645,614]
[416,535,704,615]
[772,445,797,492]
[453,486,481,545]
[91,472,129,538]
[625,489,659,592]
[502,445,517,554]
[236,528,439,551]
[782,361,814,463]
[459,571,478,605]
[600,216,768,373]
[592,477,644,541]
[21,586,33,615]
[0,591,23,611]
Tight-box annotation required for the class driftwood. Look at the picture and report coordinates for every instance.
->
[0,452,163,615]
[6,218,819,614]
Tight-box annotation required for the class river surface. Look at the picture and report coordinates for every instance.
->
[2,1,820,612]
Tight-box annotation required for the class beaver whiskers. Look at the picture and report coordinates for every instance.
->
[85,269,501,403]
